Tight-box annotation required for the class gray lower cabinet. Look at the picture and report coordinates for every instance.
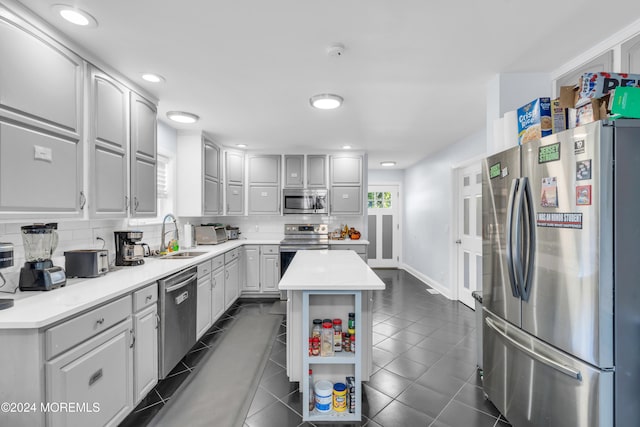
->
[242,245,280,296]
[330,186,362,215]
[45,319,134,427]
[89,68,129,218]
[225,258,240,310]
[211,264,225,322]
[226,183,244,215]
[130,92,157,217]
[243,245,260,292]
[133,304,158,404]
[260,249,280,292]
[196,260,213,340]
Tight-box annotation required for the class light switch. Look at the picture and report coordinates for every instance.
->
[34,145,53,162]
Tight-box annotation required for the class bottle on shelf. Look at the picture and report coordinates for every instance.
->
[312,319,322,338]
[321,321,334,357]
[309,369,315,411]
[333,318,342,352]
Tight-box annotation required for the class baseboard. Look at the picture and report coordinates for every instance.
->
[400,263,454,300]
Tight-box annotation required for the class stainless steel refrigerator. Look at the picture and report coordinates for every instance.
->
[481,119,640,427]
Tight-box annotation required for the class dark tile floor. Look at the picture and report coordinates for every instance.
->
[120,269,511,427]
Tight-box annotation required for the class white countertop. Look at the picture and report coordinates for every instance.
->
[278,250,385,291]
[0,239,279,329]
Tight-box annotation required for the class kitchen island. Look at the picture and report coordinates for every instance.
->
[279,249,385,422]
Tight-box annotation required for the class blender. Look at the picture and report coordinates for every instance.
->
[19,223,66,291]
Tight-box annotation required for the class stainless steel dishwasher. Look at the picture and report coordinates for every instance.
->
[158,266,197,378]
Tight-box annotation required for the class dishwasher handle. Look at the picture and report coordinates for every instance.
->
[164,272,197,293]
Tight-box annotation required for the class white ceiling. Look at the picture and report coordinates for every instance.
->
[14,0,640,169]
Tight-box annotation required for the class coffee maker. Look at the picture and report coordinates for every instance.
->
[114,231,145,266]
[19,223,67,291]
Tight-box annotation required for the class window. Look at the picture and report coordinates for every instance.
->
[368,191,392,209]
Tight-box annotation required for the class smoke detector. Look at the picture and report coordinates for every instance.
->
[327,43,345,57]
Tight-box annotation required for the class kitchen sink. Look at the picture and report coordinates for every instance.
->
[161,251,208,259]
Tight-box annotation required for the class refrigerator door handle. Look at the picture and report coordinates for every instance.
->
[520,177,536,301]
[485,317,582,380]
[506,178,520,298]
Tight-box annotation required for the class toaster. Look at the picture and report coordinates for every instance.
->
[64,249,109,278]
[194,225,228,245]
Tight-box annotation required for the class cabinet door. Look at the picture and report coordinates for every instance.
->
[226,150,244,184]
[260,253,280,292]
[0,121,82,213]
[90,69,128,218]
[554,50,613,93]
[330,186,362,215]
[211,267,225,322]
[621,33,640,73]
[248,186,279,214]
[243,245,260,292]
[248,155,280,185]
[284,155,304,188]
[224,260,239,310]
[130,93,157,217]
[196,275,212,339]
[0,15,82,133]
[134,304,158,404]
[204,178,220,215]
[226,183,244,215]
[307,155,327,188]
[204,140,219,180]
[46,320,133,427]
[330,155,362,185]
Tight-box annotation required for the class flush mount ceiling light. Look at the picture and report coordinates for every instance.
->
[310,94,343,110]
[142,73,165,83]
[52,5,98,27]
[380,161,396,167]
[236,144,248,148]
[342,145,352,150]
[166,111,199,124]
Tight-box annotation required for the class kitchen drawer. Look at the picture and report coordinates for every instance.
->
[46,295,132,360]
[330,244,367,254]
[261,245,279,255]
[212,254,224,271]
[225,248,239,263]
[133,284,158,312]
[197,259,213,278]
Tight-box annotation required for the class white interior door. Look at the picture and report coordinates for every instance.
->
[456,164,482,308]
[367,185,400,268]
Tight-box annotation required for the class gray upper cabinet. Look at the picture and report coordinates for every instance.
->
[204,142,220,181]
[621,34,640,73]
[89,68,129,218]
[0,10,82,134]
[226,184,244,215]
[0,10,84,216]
[330,155,362,186]
[307,155,327,188]
[330,186,362,215]
[248,155,280,215]
[177,133,221,216]
[554,50,613,92]
[284,155,304,188]
[130,93,157,217]
[203,141,221,215]
[226,150,244,184]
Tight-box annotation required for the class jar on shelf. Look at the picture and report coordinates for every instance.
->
[350,334,355,353]
[333,382,347,412]
[321,321,334,357]
[342,332,351,353]
[311,336,320,356]
[333,319,342,352]
[312,319,322,339]
[348,312,355,335]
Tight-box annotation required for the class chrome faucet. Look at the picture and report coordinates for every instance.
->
[160,213,180,253]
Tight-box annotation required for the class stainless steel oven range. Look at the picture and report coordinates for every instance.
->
[279,224,329,290]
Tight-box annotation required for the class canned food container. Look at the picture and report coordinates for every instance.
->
[314,380,333,412]
[333,382,347,412]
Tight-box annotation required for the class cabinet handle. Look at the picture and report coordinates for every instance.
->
[226,270,229,279]
[134,197,140,211]
[146,295,153,302]
[96,317,105,325]
[155,313,160,329]
[130,329,135,349]
[88,369,103,386]
[125,196,130,210]
[79,191,87,210]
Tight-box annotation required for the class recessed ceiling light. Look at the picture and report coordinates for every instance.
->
[166,111,199,124]
[342,145,352,150]
[236,144,248,148]
[142,73,165,83]
[52,5,98,27]
[380,161,396,167]
[310,94,343,110]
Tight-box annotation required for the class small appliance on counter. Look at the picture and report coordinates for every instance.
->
[225,225,240,240]
[114,231,146,266]
[64,249,109,278]
[194,224,228,245]
[19,223,66,291]
[0,242,15,308]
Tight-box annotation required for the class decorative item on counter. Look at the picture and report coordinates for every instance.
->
[321,321,334,357]
[333,319,342,352]
[348,227,361,240]
[333,382,347,412]
[314,380,333,412]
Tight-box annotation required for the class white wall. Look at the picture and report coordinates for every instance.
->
[401,130,485,297]
[368,169,404,185]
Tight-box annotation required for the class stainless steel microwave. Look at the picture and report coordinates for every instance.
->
[282,189,328,214]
